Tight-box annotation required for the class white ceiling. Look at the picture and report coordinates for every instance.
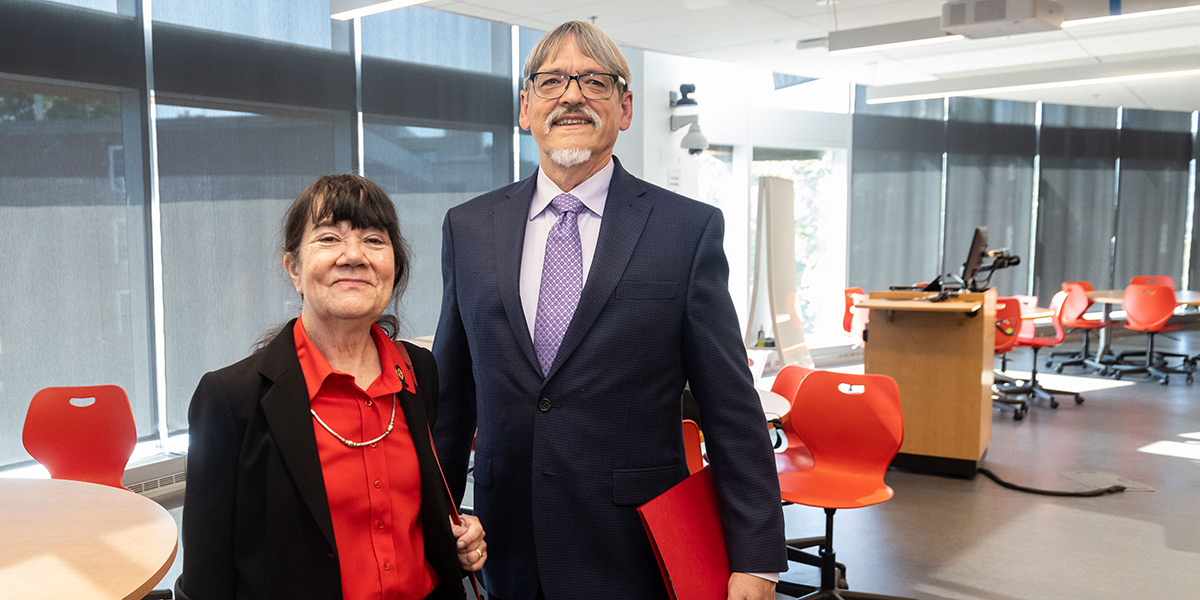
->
[423,0,1200,113]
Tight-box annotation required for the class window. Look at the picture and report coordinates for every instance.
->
[0,78,152,465]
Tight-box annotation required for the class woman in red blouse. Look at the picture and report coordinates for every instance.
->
[179,174,485,600]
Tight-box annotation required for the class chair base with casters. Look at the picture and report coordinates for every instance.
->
[1046,328,1113,374]
[781,508,916,600]
[994,346,1084,409]
[1107,331,1194,385]
[991,390,1029,421]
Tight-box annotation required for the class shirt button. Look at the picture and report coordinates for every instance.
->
[374,480,382,489]
[365,399,373,407]
[377,520,386,530]
[538,398,552,412]
[370,443,377,448]
[383,561,392,571]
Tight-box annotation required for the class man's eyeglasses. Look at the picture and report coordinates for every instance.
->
[527,72,626,100]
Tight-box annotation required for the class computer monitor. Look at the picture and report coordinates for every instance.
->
[961,226,988,290]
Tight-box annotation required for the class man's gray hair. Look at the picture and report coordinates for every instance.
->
[523,21,631,92]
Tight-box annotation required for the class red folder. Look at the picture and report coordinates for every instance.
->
[637,466,730,600]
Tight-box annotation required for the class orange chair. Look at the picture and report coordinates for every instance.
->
[771,365,816,476]
[995,291,1084,409]
[682,419,705,474]
[843,286,867,333]
[1047,281,1112,373]
[23,385,136,488]
[1130,275,1176,288]
[776,370,914,600]
[1109,284,1194,385]
[992,297,1029,420]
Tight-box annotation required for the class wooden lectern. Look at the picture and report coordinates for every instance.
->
[858,289,996,477]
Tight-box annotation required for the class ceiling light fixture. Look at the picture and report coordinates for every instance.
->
[865,68,1200,104]
[330,0,429,21]
[1063,3,1200,28]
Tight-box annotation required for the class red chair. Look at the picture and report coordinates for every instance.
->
[992,297,1029,420]
[23,385,136,488]
[1047,281,1112,373]
[682,419,705,474]
[995,291,1084,409]
[843,286,867,336]
[776,370,914,600]
[771,365,816,475]
[1130,275,1176,288]
[1109,284,1194,385]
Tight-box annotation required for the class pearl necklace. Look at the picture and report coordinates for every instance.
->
[311,393,397,448]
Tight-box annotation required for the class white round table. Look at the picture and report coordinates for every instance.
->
[0,478,178,599]
[757,388,791,419]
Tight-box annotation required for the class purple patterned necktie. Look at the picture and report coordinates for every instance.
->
[533,193,584,375]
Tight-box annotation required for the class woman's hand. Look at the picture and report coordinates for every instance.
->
[451,515,486,571]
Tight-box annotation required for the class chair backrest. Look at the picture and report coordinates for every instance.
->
[682,419,704,474]
[22,385,136,488]
[1063,280,1094,293]
[843,286,866,333]
[788,370,903,476]
[1059,282,1094,328]
[771,364,817,410]
[1016,291,1067,346]
[994,297,1022,354]
[1012,295,1039,338]
[1130,275,1176,289]
[1123,284,1178,332]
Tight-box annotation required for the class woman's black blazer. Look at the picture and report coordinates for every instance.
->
[176,320,465,600]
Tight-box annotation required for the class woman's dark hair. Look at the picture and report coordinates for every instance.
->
[264,174,411,344]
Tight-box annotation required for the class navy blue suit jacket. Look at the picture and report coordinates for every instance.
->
[433,158,786,600]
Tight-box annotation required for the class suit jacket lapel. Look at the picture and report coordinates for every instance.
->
[258,322,338,553]
[496,175,543,373]
[546,158,651,380]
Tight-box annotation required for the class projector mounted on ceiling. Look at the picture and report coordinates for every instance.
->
[941,0,1063,38]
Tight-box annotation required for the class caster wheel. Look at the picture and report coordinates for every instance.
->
[1112,372,1122,380]
[1075,395,1085,404]
[1055,366,1064,374]
[1045,361,1054,368]
[1014,408,1026,421]
[1160,377,1169,386]
[1050,399,1060,409]
[1187,375,1194,384]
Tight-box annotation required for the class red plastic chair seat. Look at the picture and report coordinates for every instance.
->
[774,370,902,511]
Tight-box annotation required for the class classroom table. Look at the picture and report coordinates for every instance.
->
[1085,289,1200,358]
[0,478,178,599]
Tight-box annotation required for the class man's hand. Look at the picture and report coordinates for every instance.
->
[727,572,775,600]
[451,515,486,571]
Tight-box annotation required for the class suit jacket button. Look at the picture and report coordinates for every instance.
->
[538,398,552,412]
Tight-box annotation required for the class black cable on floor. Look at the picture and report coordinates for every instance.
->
[977,467,1126,497]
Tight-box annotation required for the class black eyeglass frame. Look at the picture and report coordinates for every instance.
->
[526,72,628,100]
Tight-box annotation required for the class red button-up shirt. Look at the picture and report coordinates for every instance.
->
[294,317,438,600]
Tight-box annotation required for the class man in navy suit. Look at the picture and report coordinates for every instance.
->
[433,20,785,600]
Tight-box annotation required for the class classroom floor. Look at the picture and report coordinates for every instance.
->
[158,328,1200,599]
[776,327,1200,599]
